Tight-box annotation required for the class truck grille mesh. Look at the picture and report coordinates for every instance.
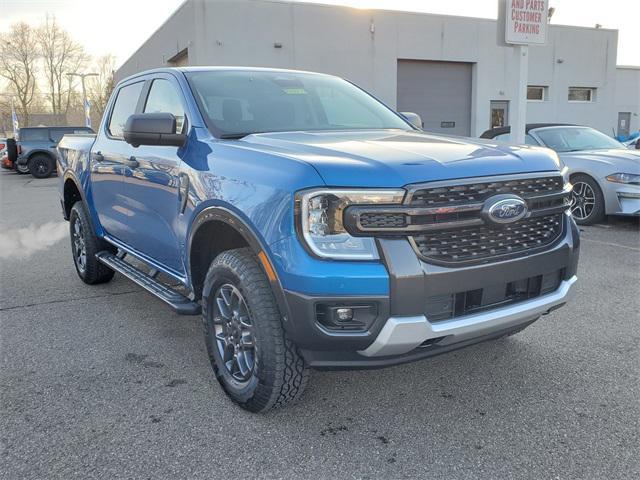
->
[411,213,563,264]
[359,212,407,228]
[409,176,563,207]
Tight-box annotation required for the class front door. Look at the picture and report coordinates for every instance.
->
[490,101,509,129]
[119,75,188,275]
[618,112,631,138]
[90,80,145,240]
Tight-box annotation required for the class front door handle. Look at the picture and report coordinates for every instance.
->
[124,156,139,169]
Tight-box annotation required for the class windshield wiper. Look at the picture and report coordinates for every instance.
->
[219,132,254,140]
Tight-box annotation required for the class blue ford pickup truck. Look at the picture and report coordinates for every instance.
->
[58,67,579,412]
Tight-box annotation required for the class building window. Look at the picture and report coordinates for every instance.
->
[527,86,547,101]
[568,87,596,102]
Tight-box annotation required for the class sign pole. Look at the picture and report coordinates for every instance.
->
[498,0,548,145]
[512,44,529,145]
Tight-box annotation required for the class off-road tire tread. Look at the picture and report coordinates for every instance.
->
[203,248,309,412]
[70,202,115,284]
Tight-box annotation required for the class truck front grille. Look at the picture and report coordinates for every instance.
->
[411,213,563,265]
[408,176,564,208]
[343,173,570,266]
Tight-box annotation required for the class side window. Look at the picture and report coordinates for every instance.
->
[143,79,186,133]
[494,133,511,142]
[494,133,539,146]
[20,129,50,142]
[108,81,144,138]
[525,134,539,146]
[50,129,66,142]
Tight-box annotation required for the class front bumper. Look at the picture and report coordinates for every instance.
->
[358,276,576,357]
[603,182,640,216]
[280,212,580,369]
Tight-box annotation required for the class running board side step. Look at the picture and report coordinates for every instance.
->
[95,251,201,315]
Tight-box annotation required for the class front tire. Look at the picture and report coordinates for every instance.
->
[202,248,309,412]
[570,174,605,225]
[28,154,54,179]
[69,202,115,284]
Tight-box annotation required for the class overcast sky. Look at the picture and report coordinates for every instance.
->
[1,0,638,67]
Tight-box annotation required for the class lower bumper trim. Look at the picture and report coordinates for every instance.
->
[358,275,577,357]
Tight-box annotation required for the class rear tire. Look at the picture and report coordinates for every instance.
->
[202,248,309,412]
[28,154,54,179]
[69,202,115,284]
[570,174,605,225]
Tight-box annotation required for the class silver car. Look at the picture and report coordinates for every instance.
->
[480,124,640,225]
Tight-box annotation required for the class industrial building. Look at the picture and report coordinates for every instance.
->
[116,0,639,138]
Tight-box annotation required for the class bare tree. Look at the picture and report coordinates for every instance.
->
[0,23,39,126]
[87,54,116,121]
[37,15,89,125]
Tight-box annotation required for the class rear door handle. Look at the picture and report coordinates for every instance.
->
[124,156,139,169]
[92,151,104,163]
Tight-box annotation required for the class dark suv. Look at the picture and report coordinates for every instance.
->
[16,126,94,178]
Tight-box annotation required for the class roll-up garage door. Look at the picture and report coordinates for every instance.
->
[397,60,472,137]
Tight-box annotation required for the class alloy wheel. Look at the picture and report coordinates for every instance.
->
[570,181,596,221]
[212,283,256,383]
[35,159,47,174]
[72,217,87,273]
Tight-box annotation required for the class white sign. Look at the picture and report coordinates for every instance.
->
[505,0,549,45]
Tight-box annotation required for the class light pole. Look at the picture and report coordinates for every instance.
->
[66,72,98,128]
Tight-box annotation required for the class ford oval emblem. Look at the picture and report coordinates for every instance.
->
[483,195,528,224]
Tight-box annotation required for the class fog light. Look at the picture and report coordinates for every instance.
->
[336,308,353,322]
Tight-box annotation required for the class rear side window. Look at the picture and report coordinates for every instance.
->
[20,129,50,142]
[143,79,186,133]
[108,82,144,138]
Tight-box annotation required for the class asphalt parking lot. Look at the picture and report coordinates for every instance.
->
[1,170,639,480]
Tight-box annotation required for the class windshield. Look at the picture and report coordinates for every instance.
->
[186,70,411,137]
[536,127,624,152]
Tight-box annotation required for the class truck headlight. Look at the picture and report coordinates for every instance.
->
[605,173,640,186]
[296,189,405,260]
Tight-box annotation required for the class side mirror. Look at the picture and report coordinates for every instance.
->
[400,112,423,130]
[123,113,186,148]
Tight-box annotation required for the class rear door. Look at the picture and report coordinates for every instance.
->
[90,80,145,240]
[118,74,187,274]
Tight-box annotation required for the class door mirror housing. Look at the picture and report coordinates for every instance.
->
[123,113,186,148]
[400,112,423,130]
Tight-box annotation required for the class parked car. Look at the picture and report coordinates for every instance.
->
[58,67,579,412]
[480,124,640,225]
[15,126,94,178]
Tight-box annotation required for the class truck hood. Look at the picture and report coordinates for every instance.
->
[240,130,561,187]
[560,149,640,172]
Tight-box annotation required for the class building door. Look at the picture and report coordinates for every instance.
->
[617,112,631,137]
[490,101,509,129]
[397,60,473,136]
